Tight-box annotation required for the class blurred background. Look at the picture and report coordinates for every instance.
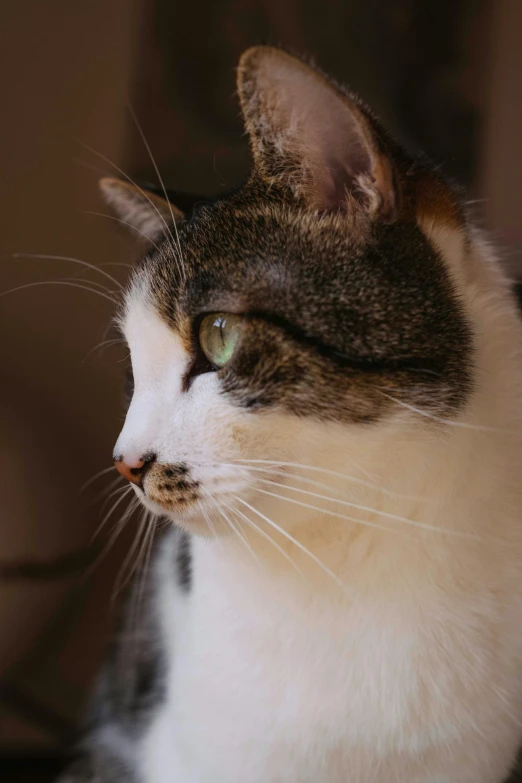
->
[1,0,521,779]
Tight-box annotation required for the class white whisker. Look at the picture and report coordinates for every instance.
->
[80,465,117,493]
[98,482,131,513]
[233,495,346,590]
[112,506,148,598]
[254,485,480,541]
[92,485,134,541]
[0,279,117,304]
[213,498,263,569]
[254,486,394,536]
[81,337,124,366]
[72,156,111,177]
[224,501,306,580]
[60,276,115,295]
[99,262,134,270]
[126,104,187,283]
[232,458,400,496]
[378,390,506,432]
[77,139,182,271]
[255,478,475,539]
[136,512,157,606]
[12,252,123,291]
[114,507,156,598]
[83,210,162,253]
[81,493,140,583]
[220,462,424,502]
[198,499,219,539]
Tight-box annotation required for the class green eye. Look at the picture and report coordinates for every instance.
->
[199,313,243,369]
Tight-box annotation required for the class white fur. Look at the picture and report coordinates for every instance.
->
[115,229,522,782]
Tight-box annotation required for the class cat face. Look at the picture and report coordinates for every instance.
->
[107,47,473,532]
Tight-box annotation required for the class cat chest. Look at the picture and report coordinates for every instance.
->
[140,557,522,783]
[161,573,463,753]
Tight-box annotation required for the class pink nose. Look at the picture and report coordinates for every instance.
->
[114,455,151,486]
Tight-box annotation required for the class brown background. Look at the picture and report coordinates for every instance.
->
[1,0,521,768]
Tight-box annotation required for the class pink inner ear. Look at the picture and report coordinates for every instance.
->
[316,144,373,212]
[256,57,376,212]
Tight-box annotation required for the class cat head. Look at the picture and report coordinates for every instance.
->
[102,47,473,533]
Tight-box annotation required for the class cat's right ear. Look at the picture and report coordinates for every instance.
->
[237,47,396,221]
[99,178,184,244]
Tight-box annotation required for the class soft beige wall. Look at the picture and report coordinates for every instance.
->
[0,0,144,746]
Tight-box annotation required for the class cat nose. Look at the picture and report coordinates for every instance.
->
[114,452,156,487]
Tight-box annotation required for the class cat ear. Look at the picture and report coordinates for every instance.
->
[99,178,184,243]
[237,47,396,221]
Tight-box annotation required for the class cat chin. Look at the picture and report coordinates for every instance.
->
[135,490,226,536]
[161,509,233,538]
[132,489,196,518]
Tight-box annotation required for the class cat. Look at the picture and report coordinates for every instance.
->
[61,46,522,783]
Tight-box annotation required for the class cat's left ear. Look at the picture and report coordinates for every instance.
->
[99,178,184,243]
[237,47,396,221]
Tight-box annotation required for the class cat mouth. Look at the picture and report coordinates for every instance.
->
[133,485,237,537]
[124,460,262,523]
[133,476,257,531]
[133,461,202,512]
